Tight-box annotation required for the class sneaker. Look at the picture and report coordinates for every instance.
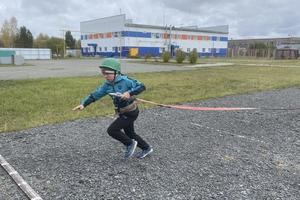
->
[124,140,138,158]
[136,147,153,159]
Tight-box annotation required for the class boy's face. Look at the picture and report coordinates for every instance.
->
[101,69,115,82]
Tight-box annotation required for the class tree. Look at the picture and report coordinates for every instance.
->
[0,26,3,47]
[47,37,64,57]
[1,20,12,47]
[33,33,49,48]
[249,42,267,50]
[15,26,33,48]
[10,16,18,47]
[65,31,75,49]
[0,16,18,47]
[75,39,81,49]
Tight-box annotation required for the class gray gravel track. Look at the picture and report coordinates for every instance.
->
[0,88,299,199]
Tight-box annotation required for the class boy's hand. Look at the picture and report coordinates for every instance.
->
[121,92,131,100]
[73,105,85,111]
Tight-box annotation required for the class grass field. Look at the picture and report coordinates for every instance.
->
[1,64,300,132]
[0,63,34,67]
[131,57,300,66]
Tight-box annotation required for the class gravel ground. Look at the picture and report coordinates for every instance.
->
[0,88,299,200]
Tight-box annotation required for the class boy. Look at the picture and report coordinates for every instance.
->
[73,58,153,159]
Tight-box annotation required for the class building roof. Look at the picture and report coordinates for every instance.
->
[230,37,300,41]
[80,14,229,34]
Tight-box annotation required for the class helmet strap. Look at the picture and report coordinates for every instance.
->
[113,71,117,81]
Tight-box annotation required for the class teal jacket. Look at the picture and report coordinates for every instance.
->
[81,75,145,109]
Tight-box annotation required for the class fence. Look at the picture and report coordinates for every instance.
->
[227,48,299,59]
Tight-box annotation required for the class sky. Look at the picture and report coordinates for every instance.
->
[0,0,299,39]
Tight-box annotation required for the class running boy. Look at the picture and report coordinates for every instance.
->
[73,58,153,159]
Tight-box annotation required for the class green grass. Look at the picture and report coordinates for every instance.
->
[194,57,300,66]
[130,57,300,66]
[0,63,34,67]
[1,65,300,133]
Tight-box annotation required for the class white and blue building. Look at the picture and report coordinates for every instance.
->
[80,14,229,57]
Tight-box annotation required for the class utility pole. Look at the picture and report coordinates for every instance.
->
[169,25,173,55]
[212,40,214,57]
[119,31,122,58]
[62,30,66,58]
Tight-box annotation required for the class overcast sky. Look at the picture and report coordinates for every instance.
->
[0,0,299,39]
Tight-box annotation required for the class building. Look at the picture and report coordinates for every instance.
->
[229,37,300,50]
[0,50,15,64]
[0,48,51,60]
[0,50,25,65]
[80,14,229,58]
[228,37,300,58]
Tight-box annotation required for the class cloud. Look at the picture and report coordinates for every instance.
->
[0,0,299,38]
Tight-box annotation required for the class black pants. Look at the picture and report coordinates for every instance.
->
[107,108,150,150]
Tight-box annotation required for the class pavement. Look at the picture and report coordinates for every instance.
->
[0,59,234,80]
[0,59,187,80]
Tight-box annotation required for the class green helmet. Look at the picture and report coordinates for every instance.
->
[99,58,121,73]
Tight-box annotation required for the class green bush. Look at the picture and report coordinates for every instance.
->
[161,51,171,63]
[189,48,198,64]
[144,54,152,62]
[176,49,186,63]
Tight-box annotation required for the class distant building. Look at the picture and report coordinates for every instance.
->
[228,37,300,59]
[80,14,229,58]
[0,48,51,60]
[0,50,25,65]
[229,37,300,50]
[0,50,15,64]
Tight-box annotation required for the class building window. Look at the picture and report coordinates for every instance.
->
[202,48,206,52]
[187,48,190,53]
[99,47,102,52]
[113,47,119,52]
[118,47,121,51]
[104,47,107,52]
[208,48,211,52]
[113,32,118,37]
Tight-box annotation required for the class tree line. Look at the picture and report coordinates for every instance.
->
[0,16,80,57]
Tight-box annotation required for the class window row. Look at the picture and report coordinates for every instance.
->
[161,47,221,53]
[81,32,227,41]
[86,47,121,52]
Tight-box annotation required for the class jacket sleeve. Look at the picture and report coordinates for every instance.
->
[80,84,108,107]
[126,77,146,96]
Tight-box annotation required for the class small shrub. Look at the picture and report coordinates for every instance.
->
[161,51,171,63]
[144,54,152,62]
[189,48,198,64]
[175,49,186,63]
